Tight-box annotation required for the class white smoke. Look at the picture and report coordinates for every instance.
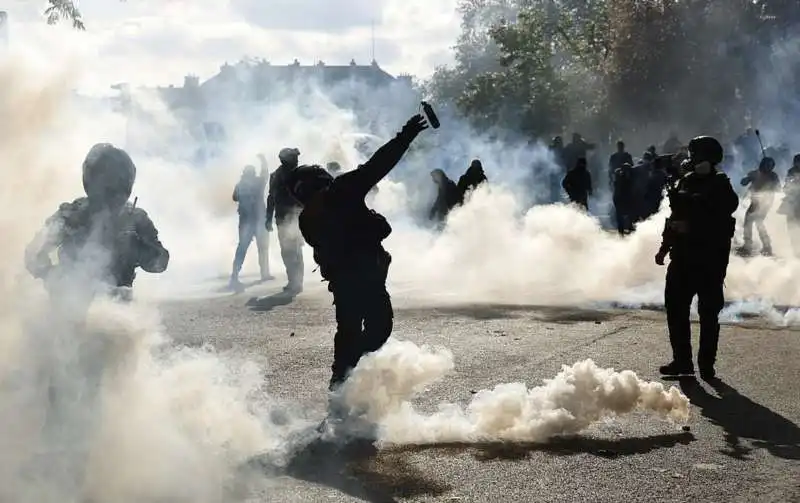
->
[339,339,690,446]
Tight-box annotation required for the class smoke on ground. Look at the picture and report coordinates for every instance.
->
[339,339,690,446]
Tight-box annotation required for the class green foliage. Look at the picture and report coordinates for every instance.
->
[45,0,84,30]
[430,0,800,142]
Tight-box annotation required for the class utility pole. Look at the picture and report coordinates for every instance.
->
[371,20,376,63]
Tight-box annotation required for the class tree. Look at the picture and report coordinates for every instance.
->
[428,0,800,144]
[45,0,84,29]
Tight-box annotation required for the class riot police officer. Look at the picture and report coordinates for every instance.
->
[23,143,169,500]
[655,136,739,380]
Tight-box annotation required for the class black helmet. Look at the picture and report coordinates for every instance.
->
[286,164,333,205]
[82,143,136,205]
[278,147,300,165]
[759,156,776,172]
[688,136,724,166]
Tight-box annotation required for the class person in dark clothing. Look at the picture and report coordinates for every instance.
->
[456,159,488,204]
[613,162,635,235]
[562,157,592,211]
[655,136,739,380]
[284,114,429,390]
[23,143,169,501]
[229,155,273,290]
[643,157,669,218]
[564,133,596,174]
[779,155,800,255]
[778,154,800,256]
[608,141,634,189]
[737,156,780,257]
[26,143,170,300]
[266,147,305,294]
[429,168,460,227]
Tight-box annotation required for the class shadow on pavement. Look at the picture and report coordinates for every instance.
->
[677,376,800,460]
[399,304,619,323]
[215,279,262,294]
[249,437,451,503]
[246,291,296,313]
[385,432,694,461]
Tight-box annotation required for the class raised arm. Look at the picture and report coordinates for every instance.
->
[335,115,428,199]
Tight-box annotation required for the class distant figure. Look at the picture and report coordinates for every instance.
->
[779,154,800,256]
[738,157,780,257]
[429,169,460,227]
[229,154,273,290]
[613,162,635,235]
[608,140,633,188]
[655,136,738,380]
[643,157,669,218]
[562,157,592,211]
[563,132,596,177]
[266,147,305,294]
[456,159,488,204]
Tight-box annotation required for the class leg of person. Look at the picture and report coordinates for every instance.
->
[360,257,394,359]
[739,207,755,254]
[328,282,366,391]
[255,220,274,281]
[230,218,255,287]
[755,215,772,255]
[615,203,625,235]
[696,267,726,379]
[276,222,292,287]
[661,260,697,375]
[277,221,304,293]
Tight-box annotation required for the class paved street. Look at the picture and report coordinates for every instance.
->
[157,275,800,503]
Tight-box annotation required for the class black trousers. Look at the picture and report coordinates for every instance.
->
[614,199,634,235]
[327,254,393,389]
[664,259,727,369]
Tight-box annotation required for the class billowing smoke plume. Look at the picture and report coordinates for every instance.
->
[339,339,690,445]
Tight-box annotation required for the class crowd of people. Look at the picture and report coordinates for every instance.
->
[19,114,800,496]
[551,129,800,257]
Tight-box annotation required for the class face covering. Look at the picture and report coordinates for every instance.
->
[694,161,712,175]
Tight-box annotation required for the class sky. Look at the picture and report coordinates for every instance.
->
[0,0,461,94]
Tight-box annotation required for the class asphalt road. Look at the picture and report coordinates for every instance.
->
[157,274,800,503]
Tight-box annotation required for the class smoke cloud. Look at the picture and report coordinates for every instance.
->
[4,2,800,500]
[339,339,690,445]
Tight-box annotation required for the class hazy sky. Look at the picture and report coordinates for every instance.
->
[0,0,460,93]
